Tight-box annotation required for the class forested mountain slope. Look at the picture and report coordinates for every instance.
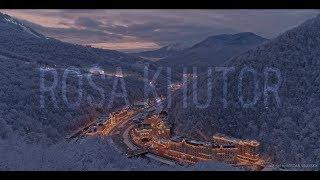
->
[169,14,320,166]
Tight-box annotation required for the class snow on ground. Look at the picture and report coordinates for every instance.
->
[3,16,43,39]
[0,135,241,171]
[0,54,9,59]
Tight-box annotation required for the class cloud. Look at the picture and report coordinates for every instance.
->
[1,10,319,52]
[88,42,161,52]
[18,19,126,44]
[74,17,103,29]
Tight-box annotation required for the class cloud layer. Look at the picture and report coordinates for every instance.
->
[1,10,319,52]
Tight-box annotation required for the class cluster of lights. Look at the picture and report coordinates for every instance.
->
[85,108,135,136]
[131,115,264,169]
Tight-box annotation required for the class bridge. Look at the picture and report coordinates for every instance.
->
[66,113,110,141]
[126,149,149,158]
[67,125,92,141]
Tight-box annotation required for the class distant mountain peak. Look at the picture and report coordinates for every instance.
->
[233,32,257,36]
[192,32,268,48]
[157,32,268,67]
[209,32,264,40]
[131,42,189,60]
[169,14,320,165]
[164,43,188,51]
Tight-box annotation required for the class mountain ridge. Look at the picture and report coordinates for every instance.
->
[130,42,188,61]
[169,14,320,165]
[157,32,268,68]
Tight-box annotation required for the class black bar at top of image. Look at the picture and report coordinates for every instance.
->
[0,0,319,9]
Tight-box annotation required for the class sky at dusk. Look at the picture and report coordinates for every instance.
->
[1,9,319,52]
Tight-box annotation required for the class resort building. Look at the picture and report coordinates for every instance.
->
[130,112,262,168]
[143,114,171,139]
[212,133,260,164]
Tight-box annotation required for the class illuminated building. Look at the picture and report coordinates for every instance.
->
[169,138,210,159]
[211,144,238,164]
[212,133,260,164]
[130,112,262,168]
[144,114,171,139]
[132,123,153,142]
[168,137,238,163]
[85,106,135,136]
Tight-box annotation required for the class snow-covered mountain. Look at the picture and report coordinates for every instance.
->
[0,13,159,70]
[165,43,188,51]
[169,14,320,167]
[0,13,46,39]
[131,43,188,61]
[0,12,167,147]
[157,32,268,67]
[192,32,267,48]
[2,11,320,170]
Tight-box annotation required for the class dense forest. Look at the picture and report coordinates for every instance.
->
[169,14,320,168]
